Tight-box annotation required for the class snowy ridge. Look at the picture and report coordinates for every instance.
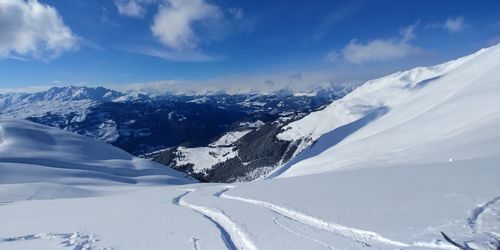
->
[209,130,251,147]
[275,43,500,177]
[278,46,488,143]
[0,86,124,119]
[0,119,194,193]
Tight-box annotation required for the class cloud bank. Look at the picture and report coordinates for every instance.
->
[0,0,79,60]
[331,25,421,64]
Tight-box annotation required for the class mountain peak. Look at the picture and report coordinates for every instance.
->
[39,86,123,102]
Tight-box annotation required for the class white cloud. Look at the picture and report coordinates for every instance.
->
[0,85,53,94]
[325,51,339,62]
[124,45,217,62]
[426,16,466,33]
[336,25,421,64]
[0,0,79,60]
[108,70,362,95]
[114,0,155,18]
[444,16,465,33]
[151,0,222,50]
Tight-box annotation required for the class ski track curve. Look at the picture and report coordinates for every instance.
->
[272,215,339,250]
[467,196,500,232]
[172,189,257,250]
[218,188,455,250]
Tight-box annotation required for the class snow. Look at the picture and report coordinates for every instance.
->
[188,96,210,104]
[209,130,251,147]
[0,86,124,120]
[293,91,318,97]
[275,43,500,177]
[239,120,265,129]
[240,101,267,107]
[1,44,500,250]
[175,146,238,173]
[1,160,497,249]
[0,119,195,189]
[0,99,96,120]
[171,130,251,173]
[97,119,119,142]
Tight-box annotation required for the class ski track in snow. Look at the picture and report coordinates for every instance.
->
[0,232,106,250]
[467,196,500,232]
[0,201,12,206]
[217,188,455,250]
[172,189,257,250]
[272,215,340,250]
[191,237,201,250]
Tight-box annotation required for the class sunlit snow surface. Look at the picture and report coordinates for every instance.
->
[1,44,500,250]
[273,43,500,178]
[0,119,195,188]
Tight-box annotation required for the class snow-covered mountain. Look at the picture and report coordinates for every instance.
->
[0,85,346,154]
[0,45,499,250]
[24,86,124,102]
[0,119,194,198]
[271,43,500,178]
[0,86,128,119]
[148,44,500,183]
[0,85,353,183]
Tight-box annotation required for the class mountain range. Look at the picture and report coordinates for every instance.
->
[0,83,358,181]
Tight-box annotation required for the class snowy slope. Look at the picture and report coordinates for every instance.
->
[175,146,238,173]
[0,160,497,249]
[168,130,251,174]
[274,43,500,177]
[0,119,194,194]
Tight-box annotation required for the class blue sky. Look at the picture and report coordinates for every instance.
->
[1,0,500,92]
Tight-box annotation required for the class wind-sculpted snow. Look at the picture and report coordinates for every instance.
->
[0,119,195,195]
